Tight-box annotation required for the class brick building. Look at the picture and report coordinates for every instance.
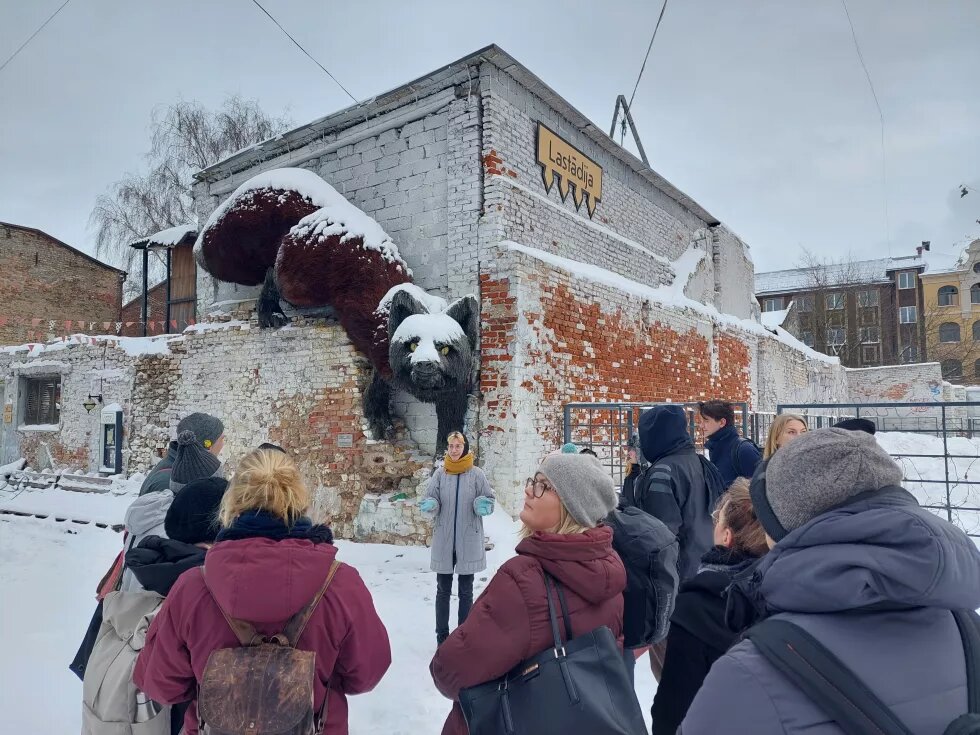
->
[1,46,853,538]
[120,282,168,337]
[0,222,125,345]
[755,254,928,368]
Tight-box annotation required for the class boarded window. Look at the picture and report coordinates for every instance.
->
[23,377,61,425]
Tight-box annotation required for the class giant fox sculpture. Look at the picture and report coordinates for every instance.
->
[195,168,477,451]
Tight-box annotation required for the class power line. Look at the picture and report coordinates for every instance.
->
[628,0,669,112]
[248,0,357,103]
[841,0,891,253]
[0,0,72,75]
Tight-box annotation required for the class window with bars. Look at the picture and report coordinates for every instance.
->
[22,377,61,426]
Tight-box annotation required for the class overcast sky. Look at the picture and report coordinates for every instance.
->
[1,0,978,275]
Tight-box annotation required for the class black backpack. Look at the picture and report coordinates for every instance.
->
[605,507,680,648]
[730,438,763,479]
[748,610,980,735]
[698,455,727,506]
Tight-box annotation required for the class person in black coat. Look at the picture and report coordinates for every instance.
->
[698,400,761,488]
[620,438,646,507]
[650,477,769,734]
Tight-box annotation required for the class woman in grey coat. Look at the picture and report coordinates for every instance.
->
[419,431,495,645]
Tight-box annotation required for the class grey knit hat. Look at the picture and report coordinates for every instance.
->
[537,454,617,527]
[176,412,224,450]
[750,427,903,541]
[170,430,222,491]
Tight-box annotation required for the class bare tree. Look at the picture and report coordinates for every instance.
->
[91,96,292,298]
[795,249,869,366]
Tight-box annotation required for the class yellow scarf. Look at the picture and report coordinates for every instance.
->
[444,452,474,474]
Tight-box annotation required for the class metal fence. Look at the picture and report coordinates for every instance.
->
[779,402,980,537]
[562,402,751,490]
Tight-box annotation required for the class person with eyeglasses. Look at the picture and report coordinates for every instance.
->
[430,453,625,735]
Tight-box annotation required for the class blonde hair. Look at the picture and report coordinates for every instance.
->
[446,431,466,444]
[715,477,769,557]
[763,414,808,459]
[219,449,309,527]
[518,493,592,538]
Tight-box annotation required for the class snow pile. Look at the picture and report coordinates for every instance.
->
[760,306,791,330]
[392,314,465,364]
[134,223,197,248]
[0,508,657,733]
[506,241,839,364]
[0,458,26,481]
[183,319,250,334]
[196,168,351,257]
[0,333,176,358]
[376,283,448,317]
[289,197,409,273]
[0,478,138,526]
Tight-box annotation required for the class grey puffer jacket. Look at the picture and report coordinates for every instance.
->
[681,487,980,734]
[424,464,494,575]
[118,491,173,592]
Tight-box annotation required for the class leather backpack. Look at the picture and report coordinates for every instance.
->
[197,561,340,735]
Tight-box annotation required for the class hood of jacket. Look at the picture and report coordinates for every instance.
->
[124,490,173,536]
[101,589,164,647]
[202,537,340,624]
[756,486,980,614]
[638,406,694,464]
[126,535,207,597]
[516,525,626,604]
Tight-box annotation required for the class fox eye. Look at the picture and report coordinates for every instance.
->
[409,342,418,352]
[440,346,450,356]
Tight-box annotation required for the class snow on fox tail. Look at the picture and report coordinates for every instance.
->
[276,197,412,375]
[194,168,339,286]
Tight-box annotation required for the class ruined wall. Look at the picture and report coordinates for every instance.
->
[0,322,434,544]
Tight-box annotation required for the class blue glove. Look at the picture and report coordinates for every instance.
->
[419,498,438,513]
[473,496,494,517]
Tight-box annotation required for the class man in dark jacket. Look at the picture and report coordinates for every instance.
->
[698,399,760,488]
[634,405,714,583]
[681,428,980,734]
[139,413,225,496]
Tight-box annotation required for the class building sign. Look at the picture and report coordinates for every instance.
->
[3,404,11,424]
[536,123,603,218]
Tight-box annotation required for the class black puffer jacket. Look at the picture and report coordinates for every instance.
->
[651,546,759,734]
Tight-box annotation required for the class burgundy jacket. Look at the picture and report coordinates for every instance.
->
[430,526,627,735]
[133,537,391,735]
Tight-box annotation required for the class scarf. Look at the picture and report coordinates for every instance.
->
[444,452,474,475]
[216,509,334,544]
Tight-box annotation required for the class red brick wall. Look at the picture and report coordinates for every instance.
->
[121,282,168,336]
[0,224,123,345]
[479,263,753,452]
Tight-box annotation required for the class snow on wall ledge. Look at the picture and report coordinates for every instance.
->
[0,322,436,544]
[477,245,848,514]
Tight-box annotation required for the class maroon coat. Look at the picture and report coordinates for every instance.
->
[133,537,391,735]
[430,526,627,735]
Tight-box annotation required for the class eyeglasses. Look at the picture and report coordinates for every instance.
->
[525,477,554,498]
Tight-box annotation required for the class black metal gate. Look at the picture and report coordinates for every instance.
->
[779,402,980,538]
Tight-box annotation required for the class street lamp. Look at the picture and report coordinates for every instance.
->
[83,394,103,413]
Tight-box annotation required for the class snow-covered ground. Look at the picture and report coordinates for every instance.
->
[0,504,657,733]
[877,431,980,536]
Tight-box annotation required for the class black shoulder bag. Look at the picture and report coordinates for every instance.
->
[458,570,647,735]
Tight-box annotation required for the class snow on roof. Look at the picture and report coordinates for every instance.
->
[391,313,465,364]
[131,223,197,249]
[289,200,408,274]
[760,306,791,330]
[375,283,448,316]
[194,168,343,257]
[506,241,839,364]
[755,255,924,295]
